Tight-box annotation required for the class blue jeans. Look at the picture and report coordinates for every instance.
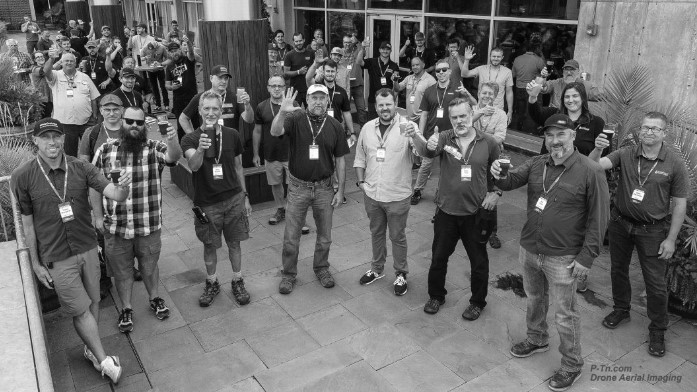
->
[608,213,669,331]
[364,194,410,276]
[413,156,434,190]
[281,176,334,277]
[520,246,583,372]
[350,85,367,125]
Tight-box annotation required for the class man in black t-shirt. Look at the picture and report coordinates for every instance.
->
[165,41,199,140]
[180,91,252,308]
[399,32,437,74]
[270,85,350,295]
[363,41,400,121]
[284,32,315,106]
[110,68,144,110]
[82,41,112,96]
[305,60,354,137]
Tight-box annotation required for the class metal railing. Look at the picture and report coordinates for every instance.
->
[0,176,54,392]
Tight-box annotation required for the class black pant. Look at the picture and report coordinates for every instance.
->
[428,209,490,307]
[27,40,37,54]
[148,70,169,107]
[367,102,378,122]
[512,87,538,134]
[173,92,196,141]
[63,123,90,157]
[41,102,53,119]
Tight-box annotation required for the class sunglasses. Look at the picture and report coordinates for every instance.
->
[124,118,145,126]
[268,85,285,89]
[435,68,450,73]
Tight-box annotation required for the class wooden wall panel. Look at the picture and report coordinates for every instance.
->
[91,5,126,44]
[65,2,91,25]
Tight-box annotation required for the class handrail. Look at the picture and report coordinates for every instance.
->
[0,175,54,392]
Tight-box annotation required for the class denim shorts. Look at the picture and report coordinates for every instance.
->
[194,192,250,248]
[104,230,162,280]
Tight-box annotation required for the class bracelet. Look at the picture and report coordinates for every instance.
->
[243,192,249,198]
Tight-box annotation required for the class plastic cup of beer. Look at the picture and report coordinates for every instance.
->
[399,119,408,136]
[237,87,245,104]
[202,123,217,158]
[157,114,169,135]
[110,160,121,184]
[499,154,511,178]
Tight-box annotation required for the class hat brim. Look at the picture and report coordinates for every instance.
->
[215,73,232,78]
[34,128,63,136]
[543,124,573,131]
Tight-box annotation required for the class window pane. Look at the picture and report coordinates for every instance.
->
[426,0,492,16]
[368,0,421,11]
[493,21,577,69]
[328,11,366,49]
[296,10,326,45]
[295,0,325,7]
[328,0,365,10]
[425,17,490,67]
[496,0,580,20]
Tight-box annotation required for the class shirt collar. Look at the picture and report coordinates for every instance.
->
[634,143,667,161]
[447,128,485,142]
[37,153,67,173]
[546,149,580,168]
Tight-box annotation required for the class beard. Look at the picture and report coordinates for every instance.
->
[549,143,572,159]
[120,126,147,156]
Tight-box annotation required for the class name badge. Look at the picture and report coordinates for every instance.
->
[58,202,75,222]
[91,72,97,79]
[631,187,645,204]
[66,89,74,97]
[436,108,444,118]
[212,164,223,180]
[460,165,472,181]
[534,196,547,213]
[217,118,224,126]
[409,95,415,103]
[309,144,319,160]
[380,77,387,86]
[376,147,386,162]
[177,76,183,84]
[347,64,353,70]
[327,109,334,117]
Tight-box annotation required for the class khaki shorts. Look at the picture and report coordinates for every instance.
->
[265,160,289,186]
[51,247,100,317]
[104,230,162,281]
[195,192,250,248]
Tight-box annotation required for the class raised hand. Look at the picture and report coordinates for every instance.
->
[427,126,440,151]
[280,88,301,113]
[526,81,543,98]
[464,46,476,61]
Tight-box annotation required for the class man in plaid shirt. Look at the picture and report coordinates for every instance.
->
[90,106,182,333]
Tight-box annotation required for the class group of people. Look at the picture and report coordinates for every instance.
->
[9,22,687,392]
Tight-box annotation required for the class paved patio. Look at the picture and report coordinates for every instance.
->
[44,140,697,392]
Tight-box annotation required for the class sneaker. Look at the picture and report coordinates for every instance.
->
[342,196,347,204]
[279,276,296,294]
[576,275,588,293]
[510,340,550,358]
[152,105,161,111]
[548,369,582,391]
[424,297,445,314]
[359,269,384,285]
[488,234,502,249]
[133,266,143,282]
[393,273,407,296]
[84,346,100,371]
[199,279,220,307]
[231,278,251,305]
[302,226,310,235]
[602,309,630,329]
[150,297,170,320]
[648,330,665,357]
[118,308,133,333]
[269,208,285,225]
[316,269,335,288]
[100,356,122,384]
[410,189,422,205]
[461,304,483,321]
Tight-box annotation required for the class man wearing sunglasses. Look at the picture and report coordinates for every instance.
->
[91,106,182,333]
[590,112,688,358]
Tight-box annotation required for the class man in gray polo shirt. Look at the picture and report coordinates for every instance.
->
[590,111,688,357]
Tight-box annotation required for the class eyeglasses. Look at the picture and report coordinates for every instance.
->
[268,85,285,89]
[640,126,664,134]
[124,118,145,126]
[435,68,450,73]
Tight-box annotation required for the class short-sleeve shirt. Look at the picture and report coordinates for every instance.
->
[78,122,121,162]
[283,110,350,181]
[181,126,245,207]
[165,57,197,97]
[327,84,351,123]
[512,52,545,88]
[608,144,689,223]
[419,83,467,139]
[48,70,100,125]
[128,34,156,63]
[110,87,143,108]
[338,47,364,87]
[404,46,437,70]
[182,90,243,130]
[364,57,399,102]
[472,65,514,110]
[112,69,151,96]
[284,49,315,93]
[399,72,437,122]
[12,155,110,263]
[255,98,298,162]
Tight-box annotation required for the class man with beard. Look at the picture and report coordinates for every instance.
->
[166,40,199,141]
[363,41,400,121]
[394,57,436,124]
[110,68,145,110]
[491,114,609,391]
[141,41,169,111]
[270,85,350,294]
[461,47,514,125]
[13,118,130,384]
[180,65,253,136]
[271,30,290,63]
[180,91,252,307]
[106,56,152,99]
[103,37,125,73]
[81,41,113,96]
[541,60,600,109]
[97,26,114,57]
[128,23,156,67]
[355,89,418,295]
[44,50,100,157]
[591,112,687,357]
[305,60,354,137]
[338,34,368,127]
[91,106,182,333]
[284,32,315,106]
[70,29,88,57]
[399,32,436,74]
[410,99,500,319]
[412,59,476,206]
[2,39,33,70]
[36,30,54,56]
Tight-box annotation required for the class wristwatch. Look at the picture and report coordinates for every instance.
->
[356,181,365,187]
[495,190,503,197]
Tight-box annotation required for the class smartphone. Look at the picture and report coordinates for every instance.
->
[192,206,210,224]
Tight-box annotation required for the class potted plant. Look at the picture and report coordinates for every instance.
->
[0,57,45,137]
[597,64,697,318]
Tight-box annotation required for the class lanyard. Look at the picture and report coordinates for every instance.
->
[326,85,336,109]
[436,84,449,108]
[121,89,135,106]
[374,116,397,148]
[213,128,223,164]
[306,115,327,145]
[36,155,69,203]
[410,75,423,96]
[488,65,500,82]
[89,56,97,72]
[638,155,660,187]
[476,106,493,133]
[269,99,280,117]
[455,137,478,165]
[542,163,567,194]
[377,58,389,77]
[63,71,76,88]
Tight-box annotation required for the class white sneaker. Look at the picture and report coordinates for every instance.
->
[83,346,100,371]
[100,355,122,384]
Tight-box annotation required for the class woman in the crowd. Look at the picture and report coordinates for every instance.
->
[29,51,52,118]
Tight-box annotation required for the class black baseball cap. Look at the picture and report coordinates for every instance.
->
[34,118,63,137]
[211,65,232,78]
[543,114,575,132]
[120,68,137,78]
[167,42,181,51]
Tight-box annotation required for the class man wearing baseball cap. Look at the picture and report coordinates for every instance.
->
[141,41,169,110]
[490,113,609,391]
[12,118,131,383]
[110,68,146,110]
[127,23,156,67]
[82,40,112,96]
[180,64,254,139]
[270,85,350,294]
[165,39,200,141]
[541,59,600,109]
[363,41,399,121]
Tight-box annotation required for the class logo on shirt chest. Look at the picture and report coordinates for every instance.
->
[654,170,669,177]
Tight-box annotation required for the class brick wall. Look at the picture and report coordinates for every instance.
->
[0,0,32,30]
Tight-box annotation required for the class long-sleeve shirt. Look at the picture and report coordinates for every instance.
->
[495,151,609,267]
[473,106,507,145]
